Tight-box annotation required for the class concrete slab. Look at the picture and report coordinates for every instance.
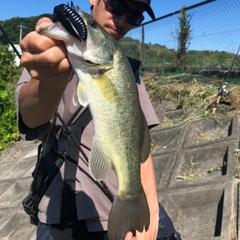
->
[0,208,36,240]
[151,124,186,152]
[0,180,14,197]
[0,177,32,208]
[152,151,178,190]
[0,141,39,163]
[152,99,183,122]
[183,115,238,147]
[237,183,240,240]
[0,157,36,180]
[0,208,16,228]
[158,181,238,240]
[169,141,237,187]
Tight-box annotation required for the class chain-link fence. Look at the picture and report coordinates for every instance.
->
[122,0,240,72]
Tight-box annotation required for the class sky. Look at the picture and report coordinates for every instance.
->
[2,0,237,53]
[0,0,203,22]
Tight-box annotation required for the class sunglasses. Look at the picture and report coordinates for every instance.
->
[103,0,144,26]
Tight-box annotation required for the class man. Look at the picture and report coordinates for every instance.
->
[16,0,181,239]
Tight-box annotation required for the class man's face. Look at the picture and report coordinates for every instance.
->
[89,0,145,41]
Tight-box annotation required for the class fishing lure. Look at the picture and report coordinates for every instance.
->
[52,2,87,42]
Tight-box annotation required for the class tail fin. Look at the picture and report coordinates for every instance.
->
[107,190,150,240]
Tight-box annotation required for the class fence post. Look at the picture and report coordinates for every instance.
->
[141,25,145,67]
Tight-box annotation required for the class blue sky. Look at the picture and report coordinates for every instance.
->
[3,0,235,53]
[0,0,202,22]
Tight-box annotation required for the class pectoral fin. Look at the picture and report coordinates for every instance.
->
[72,84,79,106]
[75,81,90,107]
[89,138,111,180]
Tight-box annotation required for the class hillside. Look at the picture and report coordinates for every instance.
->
[1,15,240,70]
[0,14,52,44]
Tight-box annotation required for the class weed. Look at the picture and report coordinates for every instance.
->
[207,161,226,174]
[177,159,199,180]
[143,70,240,129]
[234,149,240,178]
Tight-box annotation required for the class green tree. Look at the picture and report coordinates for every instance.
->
[0,45,22,150]
[0,14,52,45]
[176,6,192,69]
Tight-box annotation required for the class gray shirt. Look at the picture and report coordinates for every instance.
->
[15,68,159,231]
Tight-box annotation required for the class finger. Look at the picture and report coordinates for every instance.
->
[20,18,53,52]
[35,17,53,32]
[26,58,72,80]
[124,232,135,240]
[20,31,65,54]
[21,44,69,67]
[35,18,67,47]
[135,230,145,240]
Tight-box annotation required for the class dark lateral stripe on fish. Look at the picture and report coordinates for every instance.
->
[52,4,87,42]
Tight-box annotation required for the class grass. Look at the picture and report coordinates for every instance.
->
[207,160,227,174]
[234,149,240,178]
[142,69,240,128]
[176,159,199,180]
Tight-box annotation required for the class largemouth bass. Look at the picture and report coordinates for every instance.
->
[40,5,151,240]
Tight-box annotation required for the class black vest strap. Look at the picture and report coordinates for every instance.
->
[60,108,92,223]
[127,56,141,84]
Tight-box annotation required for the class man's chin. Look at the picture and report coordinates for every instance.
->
[106,27,123,41]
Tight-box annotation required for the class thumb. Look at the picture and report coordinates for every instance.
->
[35,17,53,33]
[124,232,135,240]
[135,231,146,240]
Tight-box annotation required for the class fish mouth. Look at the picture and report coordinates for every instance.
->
[80,58,111,71]
[76,56,101,68]
[85,59,101,67]
[52,3,87,42]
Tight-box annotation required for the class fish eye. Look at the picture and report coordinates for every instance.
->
[88,20,97,28]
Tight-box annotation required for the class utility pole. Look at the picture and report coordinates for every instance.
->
[17,24,27,42]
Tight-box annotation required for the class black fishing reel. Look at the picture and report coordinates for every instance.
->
[53,1,87,42]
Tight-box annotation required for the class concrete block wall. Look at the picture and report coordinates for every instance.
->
[151,105,240,240]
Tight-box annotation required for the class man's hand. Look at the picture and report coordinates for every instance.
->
[125,231,135,240]
[18,17,73,128]
[20,17,72,88]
